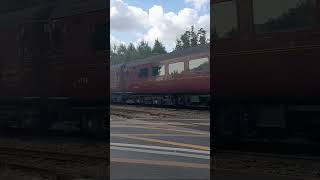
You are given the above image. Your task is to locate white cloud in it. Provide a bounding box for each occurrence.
[197,14,210,37]
[110,1,210,52]
[185,0,209,11]
[139,5,210,51]
[111,35,126,46]
[110,0,149,32]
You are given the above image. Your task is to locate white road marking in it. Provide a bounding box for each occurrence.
[133,118,210,121]
[111,133,209,137]
[110,142,210,154]
[111,146,210,160]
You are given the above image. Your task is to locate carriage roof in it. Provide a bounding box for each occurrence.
[124,44,210,67]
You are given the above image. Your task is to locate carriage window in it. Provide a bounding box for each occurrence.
[253,0,317,34]
[189,58,209,71]
[213,0,238,40]
[169,62,184,75]
[152,65,165,76]
[139,68,149,78]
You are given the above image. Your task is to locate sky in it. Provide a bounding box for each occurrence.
[110,0,210,52]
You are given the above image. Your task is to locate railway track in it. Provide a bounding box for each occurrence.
[111,104,209,116]
[111,102,209,110]
[0,145,108,179]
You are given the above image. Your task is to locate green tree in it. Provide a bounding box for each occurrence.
[126,43,138,60]
[175,26,209,50]
[137,40,152,59]
[110,44,117,60]
[152,39,167,55]
[180,30,191,48]
[198,28,207,45]
[175,38,183,51]
[117,44,127,56]
[190,25,198,47]
[114,44,127,64]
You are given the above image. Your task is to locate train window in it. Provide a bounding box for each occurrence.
[169,62,184,75]
[253,0,317,34]
[189,58,209,71]
[139,68,149,78]
[213,0,238,40]
[152,65,165,76]
[92,24,107,50]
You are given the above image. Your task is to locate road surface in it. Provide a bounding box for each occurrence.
[110,108,210,180]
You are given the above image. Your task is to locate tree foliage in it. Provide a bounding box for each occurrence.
[110,39,167,65]
[175,38,183,51]
[110,25,210,65]
[137,40,152,59]
[190,26,198,47]
[175,26,209,51]
[152,39,167,55]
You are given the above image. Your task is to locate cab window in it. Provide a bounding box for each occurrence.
[213,0,239,40]
[253,0,317,34]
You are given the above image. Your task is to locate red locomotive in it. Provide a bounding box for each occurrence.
[111,45,210,107]
[213,0,320,140]
[0,1,107,133]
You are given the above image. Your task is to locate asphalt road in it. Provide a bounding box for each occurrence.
[110,111,210,180]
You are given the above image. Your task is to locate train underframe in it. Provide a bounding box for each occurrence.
[0,98,107,134]
[111,92,210,107]
[216,103,320,142]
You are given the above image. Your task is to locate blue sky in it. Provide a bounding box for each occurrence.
[110,0,210,52]
[126,0,210,15]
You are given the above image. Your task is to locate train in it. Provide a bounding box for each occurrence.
[213,0,320,141]
[0,0,108,133]
[110,45,210,107]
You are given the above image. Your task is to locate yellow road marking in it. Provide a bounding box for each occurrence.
[111,158,209,169]
[110,125,209,135]
[113,135,210,151]
[111,133,209,137]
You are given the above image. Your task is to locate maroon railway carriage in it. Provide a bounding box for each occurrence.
[213,0,320,139]
[0,1,107,133]
[111,45,210,107]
